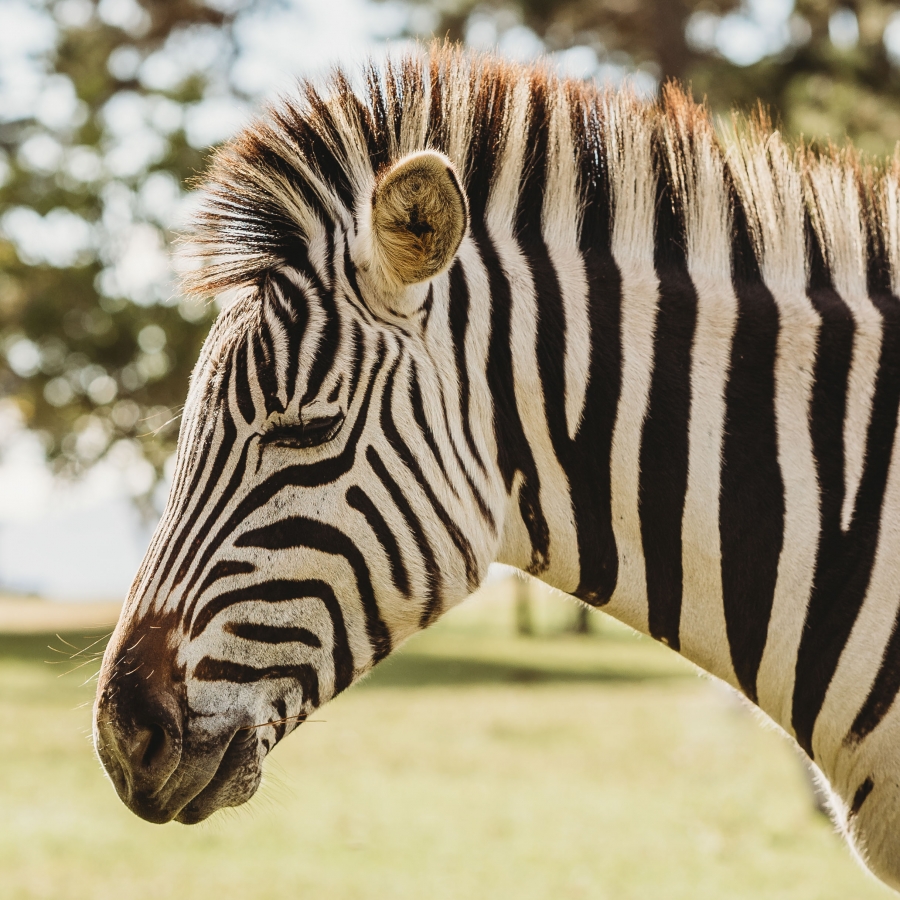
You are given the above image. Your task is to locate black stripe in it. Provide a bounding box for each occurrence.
[235,517,392,662]
[408,362,457,496]
[478,229,550,573]
[224,621,321,647]
[640,167,697,650]
[719,193,784,703]
[194,560,256,602]
[302,290,340,404]
[571,245,622,606]
[380,360,480,588]
[189,578,353,694]
[272,697,288,743]
[792,282,900,756]
[234,341,256,426]
[448,258,488,475]
[254,329,283,417]
[788,236,853,750]
[849,777,874,819]
[410,358,497,532]
[322,217,336,290]
[195,657,320,706]
[849,601,900,743]
[341,241,378,327]
[571,101,621,606]
[346,484,411,598]
[344,320,364,408]
[366,446,442,626]
[434,384,497,533]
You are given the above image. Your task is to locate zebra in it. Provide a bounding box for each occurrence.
[93,45,900,890]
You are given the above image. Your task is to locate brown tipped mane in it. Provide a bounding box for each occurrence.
[181,43,900,304]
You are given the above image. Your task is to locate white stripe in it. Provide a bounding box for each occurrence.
[754,281,820,728]
[669,122,738,685]
[542,85,591,439]
[458,237,503,497]
[282,266,325,411]
[603,94,658,635]
[882,172,900,297]
[263,296,290,408]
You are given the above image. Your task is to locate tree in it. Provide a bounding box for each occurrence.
[405,0,900,155]
[7,0,900,513]
[0,0,253,506]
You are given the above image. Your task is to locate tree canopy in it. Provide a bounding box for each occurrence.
[3,0,900,506]
[0,0,252,504]
[414,0,900,153]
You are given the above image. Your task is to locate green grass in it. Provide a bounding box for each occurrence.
[0,589,892,899]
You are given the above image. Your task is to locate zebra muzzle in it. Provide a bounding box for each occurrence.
[94,676,185,824]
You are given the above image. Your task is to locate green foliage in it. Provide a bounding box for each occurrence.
[6,0,900,503]
[412,0,900,154]
[695,1,900,155]
[0,0,244,498]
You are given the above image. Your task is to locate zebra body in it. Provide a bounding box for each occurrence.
[94,47,900,890]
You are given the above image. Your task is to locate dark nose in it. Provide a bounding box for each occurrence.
[94,671,184,823]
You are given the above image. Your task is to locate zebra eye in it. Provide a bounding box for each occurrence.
[261,411,344,449]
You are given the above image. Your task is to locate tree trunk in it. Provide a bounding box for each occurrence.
[652,0,693,82]
[515,577,533,636]
[574,604,591,634]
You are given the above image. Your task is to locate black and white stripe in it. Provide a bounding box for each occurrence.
[96,48,900,887]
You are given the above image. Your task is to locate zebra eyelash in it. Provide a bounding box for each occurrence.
[258,411,345,449]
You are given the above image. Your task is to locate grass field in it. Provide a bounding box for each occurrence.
[0,583,892,900]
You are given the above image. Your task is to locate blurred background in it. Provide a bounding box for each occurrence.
[4,0,900,598]
[1,0,899,897]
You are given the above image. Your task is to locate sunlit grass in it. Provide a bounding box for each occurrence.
[0,583,892,899]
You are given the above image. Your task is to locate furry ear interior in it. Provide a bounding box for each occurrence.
[368,150,468,287]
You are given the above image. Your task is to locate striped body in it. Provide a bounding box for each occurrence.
[95,48,900,890]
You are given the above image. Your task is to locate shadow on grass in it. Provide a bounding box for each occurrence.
[360,652,688,688]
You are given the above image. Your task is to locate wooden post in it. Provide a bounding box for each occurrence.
[515,576,533,636]
[574,604,591,634]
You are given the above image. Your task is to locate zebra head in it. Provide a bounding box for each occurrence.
[93,139,503,823]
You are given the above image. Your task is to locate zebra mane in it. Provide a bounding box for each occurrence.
[182,43,900,302]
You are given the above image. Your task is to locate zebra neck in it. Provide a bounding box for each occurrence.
[480,187,900,766]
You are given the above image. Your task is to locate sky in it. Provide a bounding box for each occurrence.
[1,0,875,601]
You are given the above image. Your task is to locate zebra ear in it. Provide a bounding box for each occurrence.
[367,150,468,287]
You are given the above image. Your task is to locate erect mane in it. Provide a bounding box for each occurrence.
[182,43,900,301]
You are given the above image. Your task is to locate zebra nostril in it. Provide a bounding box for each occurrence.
[95,680,184,807]
[122,699,183,789]
[138,722,170,771]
